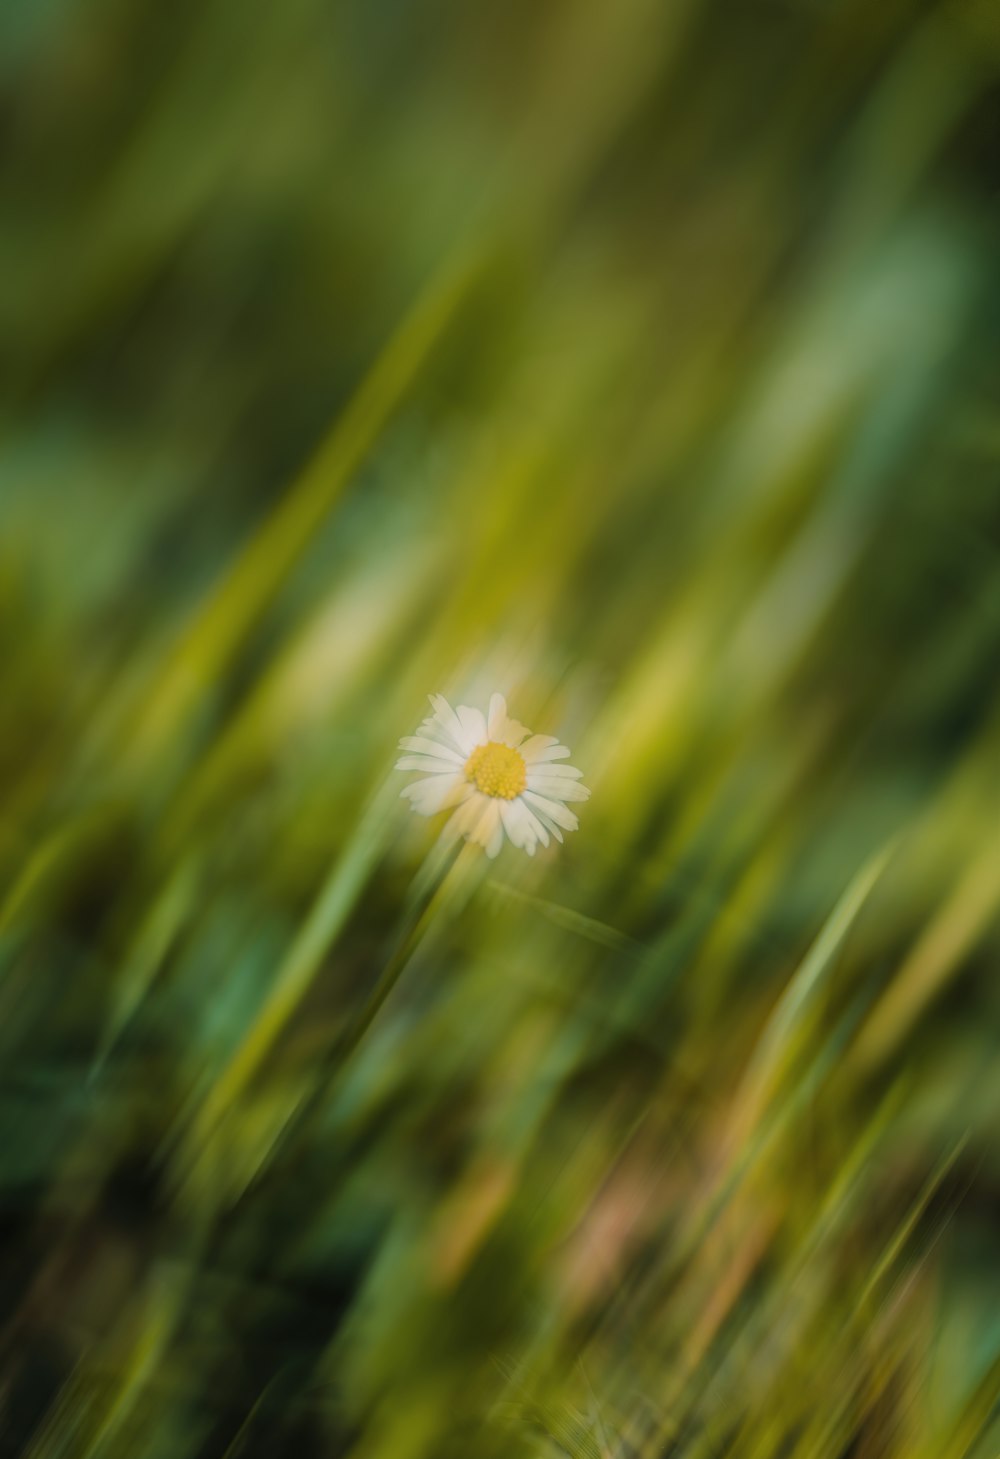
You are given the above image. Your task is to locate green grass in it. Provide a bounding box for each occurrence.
[0,2,998,1456]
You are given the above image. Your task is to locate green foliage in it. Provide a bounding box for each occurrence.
[0,1,998,1456]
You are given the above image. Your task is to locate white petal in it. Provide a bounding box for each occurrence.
[487,693,508,738]
[510,799,548,852]
[519,734,558,759]
[418,711,456,737]
[417,719,463,756]
[428,695,471,753]
[401,773,469,816]
[455,704,488,751]
[501,718,531,748]
[524,800,563,843]
[525,762,583,779]
[520,801,551,848]
[396,754,469,775]
[499,798,532,852]
[443,792,486,842]
[498,798,524,848]
[398,736,465,764]
[520,736,572,763]
[522,790,579,832]
[483,804,505,859]
[488,692,531,748]
[526,776,591,802]
[466,798,502,857]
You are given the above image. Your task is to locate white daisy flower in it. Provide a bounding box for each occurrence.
[395,693,590,858]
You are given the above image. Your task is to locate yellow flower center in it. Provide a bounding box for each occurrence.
[465,740,527,800]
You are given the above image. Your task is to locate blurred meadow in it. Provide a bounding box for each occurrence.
[1,0,1000,1455]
